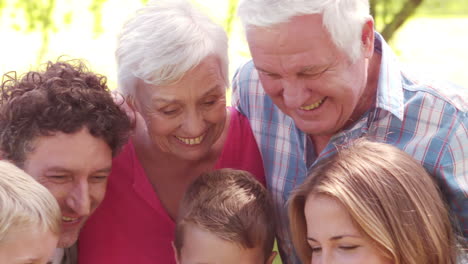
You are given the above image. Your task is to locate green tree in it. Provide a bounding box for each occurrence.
[4,0,465,66]
[0,0,427,62]
[371,0,424,40]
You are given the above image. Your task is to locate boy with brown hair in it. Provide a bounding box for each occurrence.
[173,168,277,264]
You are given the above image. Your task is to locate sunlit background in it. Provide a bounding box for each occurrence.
[1,0,467,90]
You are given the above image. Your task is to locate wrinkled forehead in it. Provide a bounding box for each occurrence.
[246,14,327,46]
[133,56,226,100]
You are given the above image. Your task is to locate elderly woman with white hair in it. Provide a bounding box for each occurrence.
[77,1,265,263]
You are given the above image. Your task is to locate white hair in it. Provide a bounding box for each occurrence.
[0,160,61,242]
[238,0,371,62]
[116,0,228,95]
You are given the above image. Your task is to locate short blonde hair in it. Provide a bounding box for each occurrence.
[0,160,61,242]
[174,169,275,261]
[289,140,459,264]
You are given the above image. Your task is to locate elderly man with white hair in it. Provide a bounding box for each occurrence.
[232,0,467,263]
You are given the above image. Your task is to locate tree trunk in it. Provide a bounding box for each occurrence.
[381,0,424,40]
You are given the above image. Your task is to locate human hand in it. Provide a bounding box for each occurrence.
[111,91,136,129]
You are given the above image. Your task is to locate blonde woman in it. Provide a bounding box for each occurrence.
[289,140,464,264]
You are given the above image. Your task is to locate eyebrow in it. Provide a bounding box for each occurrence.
[299,65,328,73]
[307,234,360,242]
[255,64,328,75]
[18,257,39,262]
[45,166,112,174]
[151,85,223,105]
[201,85,223,97]
[255,66,277,75]
[94,166,112,174]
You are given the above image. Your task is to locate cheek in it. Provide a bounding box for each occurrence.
[89,183,107,207]
[38,182,68,203]
[205,104,226,124]
[259,76,282,96]
[145,115,181,137]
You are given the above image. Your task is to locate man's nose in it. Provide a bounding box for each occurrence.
[66,181,91,216]
[282,78,309,109]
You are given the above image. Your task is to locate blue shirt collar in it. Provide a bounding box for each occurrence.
[374,32,405,120]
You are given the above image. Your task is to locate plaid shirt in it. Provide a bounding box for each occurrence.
[232,33,468,263]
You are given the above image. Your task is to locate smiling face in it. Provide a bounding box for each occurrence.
[176,224,271,264]
[0,226,58,264]
[22,128,112,248]
[246,14,375,137]
[133,56,227,161]
[304,194,391,264]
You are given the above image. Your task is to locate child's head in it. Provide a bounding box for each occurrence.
[289,140,459,264]
[174,169,276,264]
[0,160,61,264]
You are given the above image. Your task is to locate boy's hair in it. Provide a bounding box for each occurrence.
[174,169,275,260]
[0,160,61,242]
[0,59,131,166]
[289,140,459,264]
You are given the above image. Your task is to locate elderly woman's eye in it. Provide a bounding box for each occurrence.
[160,109,178,115]
[203,100,216,106]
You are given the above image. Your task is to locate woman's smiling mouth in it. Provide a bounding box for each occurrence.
[175,134,205,145]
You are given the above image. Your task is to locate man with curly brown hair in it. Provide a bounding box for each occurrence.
[0,60,131,264]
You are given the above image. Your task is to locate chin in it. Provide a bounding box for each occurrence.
[177,151,208,161]
[57,232,79,248]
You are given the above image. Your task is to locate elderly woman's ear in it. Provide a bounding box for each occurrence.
[111,91,137,129]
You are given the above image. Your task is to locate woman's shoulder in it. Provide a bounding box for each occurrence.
[218,107,265,184]
[226,106,253,135]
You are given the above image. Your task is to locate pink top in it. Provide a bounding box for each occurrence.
[77,108,265,264]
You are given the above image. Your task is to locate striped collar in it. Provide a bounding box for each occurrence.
[374,32,405,121]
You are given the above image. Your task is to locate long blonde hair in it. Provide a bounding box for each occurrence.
[289,140,459,264]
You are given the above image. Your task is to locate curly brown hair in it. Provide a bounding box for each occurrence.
[0,60,131,166]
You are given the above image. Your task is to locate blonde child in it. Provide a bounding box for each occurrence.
[0,160,61,264]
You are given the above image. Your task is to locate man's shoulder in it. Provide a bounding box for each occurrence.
[234,59,257,79]
[401,72,468,114]
[232,60,263,92]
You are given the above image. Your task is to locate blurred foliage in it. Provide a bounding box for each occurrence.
[89,0,107,36]
[371,0,424,40]
[0,0,466,62]
[8,0,56,62]
[224,0,238,37]
[418,0,468,16]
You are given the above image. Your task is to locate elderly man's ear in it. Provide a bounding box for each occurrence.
[361,18,375,59]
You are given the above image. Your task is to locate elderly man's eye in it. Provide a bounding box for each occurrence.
[264,72,281,79]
